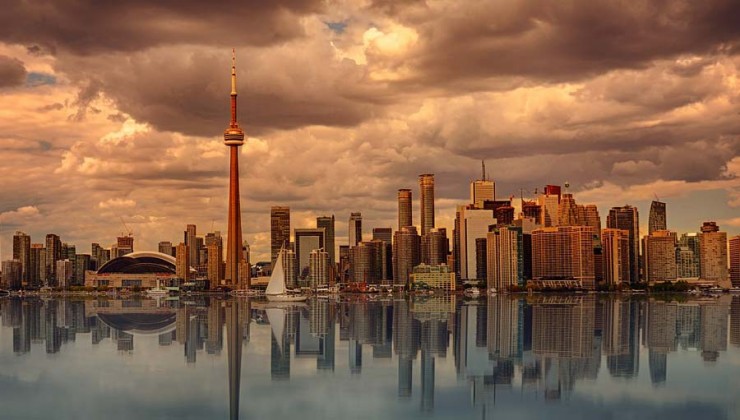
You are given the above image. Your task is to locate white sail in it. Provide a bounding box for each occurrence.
[265,248,287,296]
[266,308,286,354]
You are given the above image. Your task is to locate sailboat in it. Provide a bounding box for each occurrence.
[266,248,307,302]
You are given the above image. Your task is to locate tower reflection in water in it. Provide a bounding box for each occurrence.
[0,294,737,417]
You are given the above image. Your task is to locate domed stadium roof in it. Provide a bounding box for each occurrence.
[97,251,176,274]
[97,312,177,335]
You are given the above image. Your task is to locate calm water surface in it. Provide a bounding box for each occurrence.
[0,295,738,420]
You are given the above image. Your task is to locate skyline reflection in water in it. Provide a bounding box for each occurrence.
[0,295,738,419]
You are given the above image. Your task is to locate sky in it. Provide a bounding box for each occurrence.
[0,0,738,262]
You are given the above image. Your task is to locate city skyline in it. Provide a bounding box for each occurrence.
[0,1,739,262]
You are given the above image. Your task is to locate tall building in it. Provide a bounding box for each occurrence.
[393,226,421,287]
[1,260,22,289]
[309,248,330,289]
[602,229,630,287]
[45,234,61,286]
[470,162,495,208]
[74,254,91,287]
[531,226,596,290]
[606,205,640,284]
[419,174,435,236]
[642,231,677,283]
[731,236,740,287]
[348,212,363,248]
[455,205,496,281]
[56,260,72,288]
[398,189,413,229]
[558,193,580,226]
[351,241,383,284]
[678,233,701,278]
[316,215,336,265]
[582,205,601,240]
[283,248,297,288]
[487,226,524,291]
[207,243,224,288]
[421,228,449,266]
[184,224,197,267]
[29,244,44,287]
[271,206,291,264]
[537,191,559,227]
[648,201,667,235]
[176,243,190,281]
[158,241,174,257]
[223,51,246,288]
[295,228,325,282]
[12,231,30,284]
[372,228,393,280]
[699,222,728,283]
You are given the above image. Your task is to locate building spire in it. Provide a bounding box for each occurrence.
[481,160,486,181]
[231,48,237,96]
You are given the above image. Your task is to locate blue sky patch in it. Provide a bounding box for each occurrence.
[26,72,56,87]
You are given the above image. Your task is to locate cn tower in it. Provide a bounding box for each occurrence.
[224,50,245,289]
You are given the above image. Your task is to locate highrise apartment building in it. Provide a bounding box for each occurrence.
[531,226,596,290]
[419,174,435,236]
[398,189,413,229]
[486,226,524,291]
[270,206,291,264]
[699,222,728,283]
[606,205,640,284]
[602,228,630,286]
[648,200,667,235]
[316,215,336,265]
[643,230,677,283]
[348,212,362,247]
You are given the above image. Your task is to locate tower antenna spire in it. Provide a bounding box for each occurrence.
[481,160,486,181]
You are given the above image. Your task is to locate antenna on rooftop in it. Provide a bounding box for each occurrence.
[481,160,486,181]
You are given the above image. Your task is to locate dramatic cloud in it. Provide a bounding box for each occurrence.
[0,0,738,259]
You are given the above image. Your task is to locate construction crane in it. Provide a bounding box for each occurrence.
[119,216,133,237]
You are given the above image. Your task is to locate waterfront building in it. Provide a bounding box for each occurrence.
[699,222,728,283]
[419,174,435,236]
[317,215,336,265]
[393,226,421,287]
[410,264,455,291]
[606,205,640,284]
[678,233,701,279]
[730,236,740,287]
[643,231,678,283]
[56,259,72,288]
[486,226,524,291]
[271,206,291,265]
[372,228,393,280]
[74,254,91,287]
[398,189,413,229]
[207,243,224,288]
[283,248,297,288]
[351,241,383,284]
[648,201,667,235]
[12,231,30,284]
[86,251,181,289]
[348,212,362,247]
[1,260,22,289]
[531,226,596,290]
[184,224,198,267]
[29,244,44,287]
[602,229,630,287]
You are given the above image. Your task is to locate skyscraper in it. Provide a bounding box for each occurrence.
[12,231,30,284]
[316,215,335,265]
[309,248,330,289]
[271,206,291,264]
[393,226,421,287]
[537,191,560,227]
[531,226,596,290]
[398,189,413,229]
[29,243,44,287]
[648,200,667,235]
[470,162,494,208]
[158,241,174,257]
[558,193,580,226]
[348,212,362,247]
[606,205,640,284]
[699,222,728,283]
[176,242,190,281]
[45,234,61,286]
[184,224,197,268]
[455,205,495,281]
[601,228,630,286]
[421,228,449,266]
[678,232,701,278]
[295,228,325,282]
[642,231,677,283]
[419,174,435,236]
[487,226,524,291]
[224,50,246,288]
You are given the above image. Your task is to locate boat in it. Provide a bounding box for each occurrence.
[464,287,481,298]
[488,287,497,295]
[146,280,171,297]
[265,248,307,302]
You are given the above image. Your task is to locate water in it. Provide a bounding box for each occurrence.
[0,295,738,420]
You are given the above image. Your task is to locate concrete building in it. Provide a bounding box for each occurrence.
[537,192,560,227]
[271,206,291,265]
[606,206,640,284]
[731,235,740,287]
[45,234,61,286]
[643,230,678,283]
[56,259,73,288]
[558,193,580,226]
[531,226,596,290]
[348,212,362,248]
[486,226,524,291]
[12,231,30,285]
[86,251,181,290]
[422,228,449,266]
[456,206,496,281]
[699,222,728,283]
[158,241,174,257]
[1,260,22,289]
[648,201,667,235]
[602,229,630,287]
[309,248,330,289]
[295,228,325,282]
[398,189,413,229]
[419,174,435,236]
[393,226,421,288]
[316,215,336,265]
[410,264,455,291]
[678,233,701,279]
[176,243,190,281]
